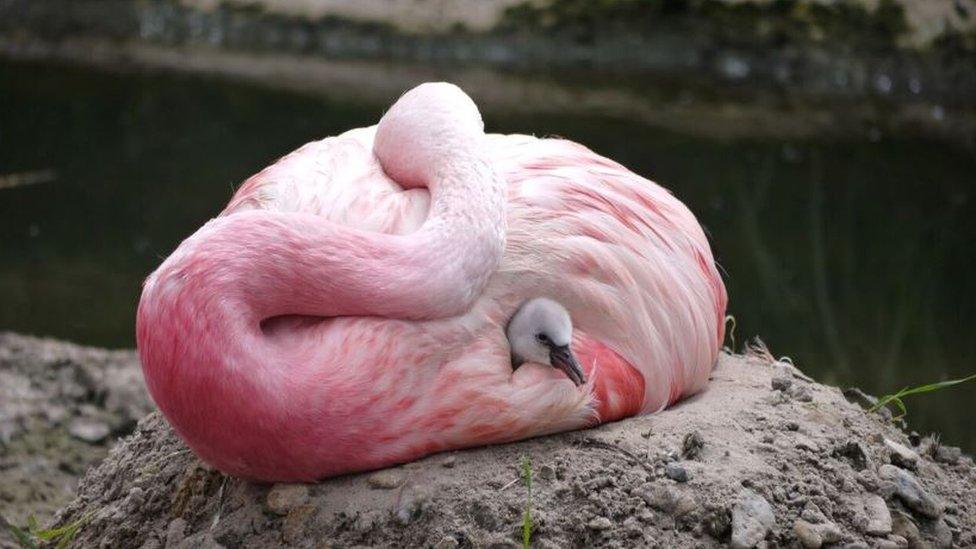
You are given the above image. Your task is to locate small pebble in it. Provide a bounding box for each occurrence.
[878,465,943,518]
[908,431,920,446]
[890,510,919,545]
[433,536,459,549]
[665,462,690,483]
[701,507,731,539]
[681,431,704,460]
[730,490,775,549]
[884,439,919,470]
[800,502,826,524]
[281,504,316,543]
[862,494,892,535]
[441,456,456,468]
[795,519,842,548]
[933,445,961,465]
[166,518,187,548]
[792,385,814,402]
[367,470,405,490]
[67,417,111,443]
[771,376,793,391]
[587,516,612,531]
[539,464,556,481]
[266,484,309,515]
[395,489,427,525]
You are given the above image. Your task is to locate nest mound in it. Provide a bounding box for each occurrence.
[1,334,973,548]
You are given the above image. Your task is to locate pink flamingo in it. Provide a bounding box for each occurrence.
[137,83,727,482]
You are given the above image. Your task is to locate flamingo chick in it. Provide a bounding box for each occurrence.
[137,82,727,481]
[508,298,585,386]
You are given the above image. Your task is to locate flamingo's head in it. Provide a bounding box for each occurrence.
[506,298,586,386]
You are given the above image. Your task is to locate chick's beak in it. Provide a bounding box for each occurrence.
[550,345,586,386]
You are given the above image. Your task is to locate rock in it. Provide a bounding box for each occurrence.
[281,504,316,543]
[265,484,309,515]
[842,387,878,410]
[433,536,459,549]
[539,464,555,480]
[908,431,921,446]
[795,519,823,548]
[878,465,943,518]
[587,516,612,531]
[771,376,793,391]
[800,502,827,524]
[639,484,696,517]
[702,506,732,539]
[166,518,187,547]
[394,486,427,526]
[876,536,908,549]
[665,462,690,483]
[367,470,405,490]
[584,475,613,491]
[67,417,111,443]
[441,456,456,468]
[833,441,869,471]
[792,385,814,402]
[932,445,961,465]
[177,531,224,548]
[885,439,919,470]
[890,510,921,546]
[470,500,497,530]
[483,537,520,549]
[921,517,953,549]
[681,431,704,460]
[794,435,821,453]
[731,490,775,549]
[862,494,892,535]
[795,519,843,548]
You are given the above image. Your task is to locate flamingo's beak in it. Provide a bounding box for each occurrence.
[550,345,586,386]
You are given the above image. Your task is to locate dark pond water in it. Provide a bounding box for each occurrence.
[2,60,974,451]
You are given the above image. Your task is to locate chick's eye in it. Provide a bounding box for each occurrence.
[536,333,550,344]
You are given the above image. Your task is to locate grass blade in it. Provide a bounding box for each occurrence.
[869,374,976,418]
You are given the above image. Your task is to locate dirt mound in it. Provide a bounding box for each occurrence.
[19,350,974,548]
[0,332,152,528]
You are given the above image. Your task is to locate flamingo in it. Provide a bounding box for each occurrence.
[137,83,727,482]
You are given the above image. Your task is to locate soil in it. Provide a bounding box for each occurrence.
[0,332,152,527]
[2,333,972,548]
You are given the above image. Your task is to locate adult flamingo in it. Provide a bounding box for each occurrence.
[137,83,727,482]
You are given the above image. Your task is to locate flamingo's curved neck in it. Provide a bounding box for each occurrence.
[143,83,506,329]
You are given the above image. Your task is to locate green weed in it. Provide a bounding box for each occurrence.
[870,374,976,419]
[4,513,91,549]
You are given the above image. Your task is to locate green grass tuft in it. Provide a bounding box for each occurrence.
[4,513,91,549]
[869,373,976,419]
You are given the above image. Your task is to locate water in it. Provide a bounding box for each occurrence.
[2,60,974,451]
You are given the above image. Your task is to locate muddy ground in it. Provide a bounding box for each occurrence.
[1,333,973,548]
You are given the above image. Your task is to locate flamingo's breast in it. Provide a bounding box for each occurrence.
[575,336,646,421]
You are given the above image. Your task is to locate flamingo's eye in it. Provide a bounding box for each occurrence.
[536,333,550,345]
